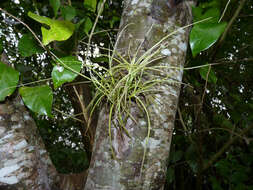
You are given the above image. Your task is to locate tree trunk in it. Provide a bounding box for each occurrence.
[0,97,60,190]
[84,0,193,189]
[0,96,87,190]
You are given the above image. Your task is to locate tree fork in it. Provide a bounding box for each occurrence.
[84,0,193,189]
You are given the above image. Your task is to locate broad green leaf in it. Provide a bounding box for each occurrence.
[49,0,61,17]
[199,65,217,84]
[83,17,92,35]
[61,6,76,21]
[190,22,227,57]
[0,62,20,101]
[18,33,44,57]
[84,0,97,12]
[28,12,75,45]
[19,85,53,116]
[190,6,226,56]
[51,56,82,89]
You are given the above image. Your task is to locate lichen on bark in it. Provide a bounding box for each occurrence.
[0,97,59,190]
[84,0,193,189]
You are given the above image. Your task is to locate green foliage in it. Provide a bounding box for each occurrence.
[0,0,123,177]
[199,64,217,83]
[170,150,183,163]
[83,17,93,35]
[190,6,227,56]
[210,177,223,190]
[18,33,44,57]
[166,0,253,189]
[51,56,82,89]
[97,0,105,14]
[166,167,175,184]
[50,147,89,173]
[214,155,252,188]
[49,0,60,17]
[61,6,76,21]
[84,0,97,13]
[0,62,20,101]
[28,12,75,45]
[19,85,53,116]
[1,0,253,188]
[109,16,120,28]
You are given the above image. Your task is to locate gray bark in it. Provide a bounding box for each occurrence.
[0,96,87,190]
[84,0,193,189]
[0,97,60,190]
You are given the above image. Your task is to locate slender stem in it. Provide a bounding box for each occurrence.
[177,107,194,144]
[83,0,107,68]
[218,0,246,46]
[219,0,231,23]
[73,86,89,125]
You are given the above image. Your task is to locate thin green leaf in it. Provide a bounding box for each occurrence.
[0,62,20,101]
[28,12,75,45]
[19,85,53,116]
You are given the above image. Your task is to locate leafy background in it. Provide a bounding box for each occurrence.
[0,0,252,189]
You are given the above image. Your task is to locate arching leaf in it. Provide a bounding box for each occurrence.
[190,7,227,57]
[51,56,82,89]
[19,85,53,116]
[28,12,75,45]
[190,22,227,57]
[18,33,44,57]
